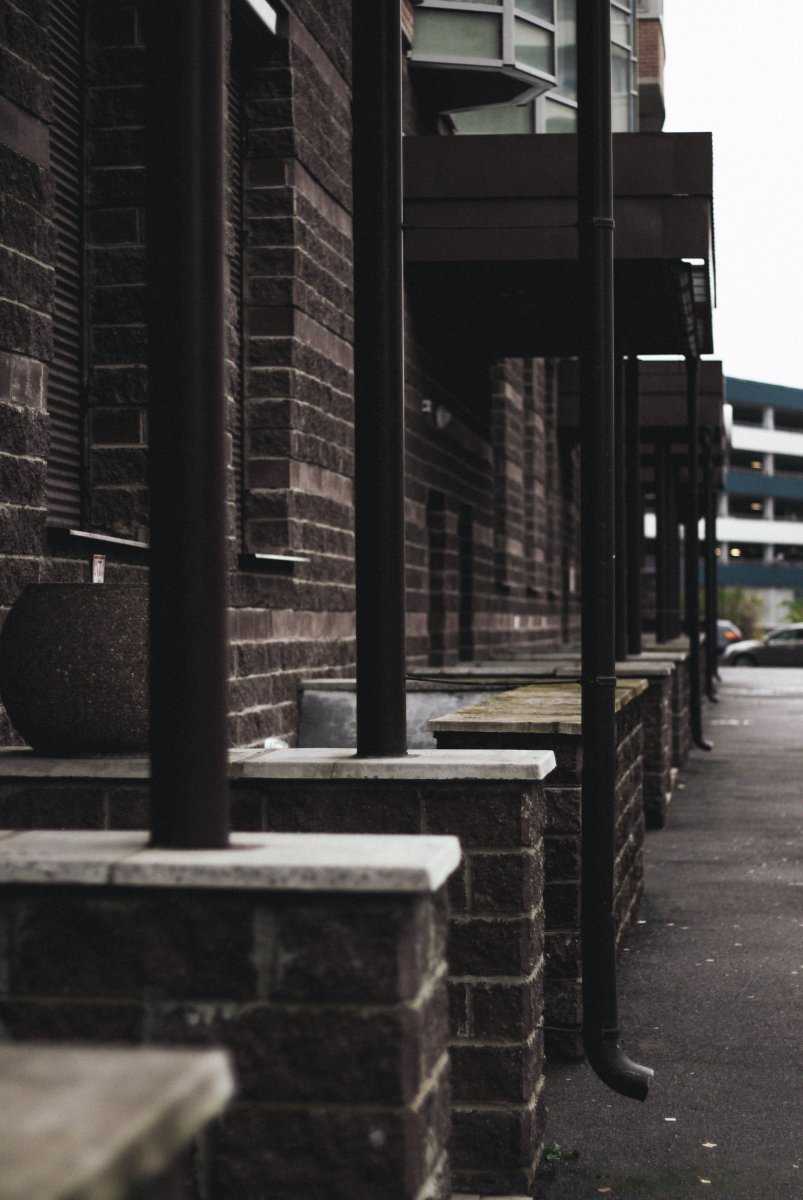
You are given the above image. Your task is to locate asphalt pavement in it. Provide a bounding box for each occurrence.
[537,667,803,1200]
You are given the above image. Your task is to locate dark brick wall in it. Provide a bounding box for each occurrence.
[433,700,646,1060]
[672,657,692,767]
[0,881,451,1200]
[0,0,584,751]
[0,770,549,1195]
[85,0,148,540]
[642,674,673,828]
[0,0,52,650]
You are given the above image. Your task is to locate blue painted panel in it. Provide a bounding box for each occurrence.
[726,376,803,415]
[716,562,803,588]
[726,470,803,500]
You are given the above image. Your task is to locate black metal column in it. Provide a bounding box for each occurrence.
[685,356,712,750]
[352,0,407,756]
[655,438,670,643]
[578,0,651,1101]
[147,0,229,848]
[703,434,720,699]
[668,465,682,639]
[625,356,642,655]
[614,355,628,661]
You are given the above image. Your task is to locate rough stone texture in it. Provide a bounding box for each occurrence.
[432,688,646,1061]
[0,770,549,1196]
[0,879,451,1200]
[0,585,148,753]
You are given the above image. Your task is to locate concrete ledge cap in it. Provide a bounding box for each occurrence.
[0,1043,233,1200]
[0,830,461,893]
[0,747,262,780]
[242,746,556,781]
[429,681,648,735]
[405,659,674,679]
[637,649,690,663]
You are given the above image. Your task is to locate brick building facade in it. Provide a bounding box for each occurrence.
[0,0,584,751]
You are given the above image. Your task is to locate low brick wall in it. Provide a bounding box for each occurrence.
[672,655,692,767]
[640,674,674,828]
[431,688,645,1061]
[240,777,548,1196]
[0,851,452,1200]
[0,757,551,1197]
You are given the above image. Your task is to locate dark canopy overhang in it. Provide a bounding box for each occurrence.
[404,132,714,357]
[558,359,727,499]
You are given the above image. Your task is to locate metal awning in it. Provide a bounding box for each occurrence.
[404,132,714,357]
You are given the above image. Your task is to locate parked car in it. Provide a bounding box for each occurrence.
[717,619,743,655]
[721,623,803,666]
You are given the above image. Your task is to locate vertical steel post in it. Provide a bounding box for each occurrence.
[668,465,682,639]
[353,0,407,756]
[703,433,719,700]
[147,0,229,847]
[685,356,712,750]
[654,438,670,642]
[578,0,651,1101]
[614,355,628,661]
[625,356,642,655]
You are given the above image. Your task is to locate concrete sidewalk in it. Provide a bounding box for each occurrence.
[538,668,803,1200]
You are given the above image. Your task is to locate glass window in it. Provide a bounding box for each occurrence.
[768,628,800,643]
[414,10,502,60]
[452,101,533,134]
[611,42,631,131]
[543,97,576,132]
[517,0,554,20]
[610,3,631,45]
[514,17,553,74]
[555,0,577,99]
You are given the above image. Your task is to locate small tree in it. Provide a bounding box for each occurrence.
[718,587,764,640]
[780,594,803,624]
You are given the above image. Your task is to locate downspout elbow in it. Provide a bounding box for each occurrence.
[585,1027,654,1101]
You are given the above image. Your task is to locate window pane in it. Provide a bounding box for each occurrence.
[517,0,554,22]
[611,43,631,130]
[610,4,631,45]
[415,10,502,59]
[514,17,553,73]
[543,97,576,132]
[453,101,533,134]
[555,0,577,98]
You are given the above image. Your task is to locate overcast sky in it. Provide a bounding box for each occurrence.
[663,1,803,389]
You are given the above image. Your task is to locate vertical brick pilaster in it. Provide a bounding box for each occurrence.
[0,882,451,1200]
[85,0,148,540]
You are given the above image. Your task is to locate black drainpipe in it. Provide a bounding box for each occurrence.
[625,356,642,656]
[577,1,652,1101]
[352,0,407,756]
[614,355,628,662]
[654,437,670,643]
[147,0,229,848]
[685,356,713,750]
[703,431,719,701]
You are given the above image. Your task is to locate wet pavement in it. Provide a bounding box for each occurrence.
[538,667,803,1200]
